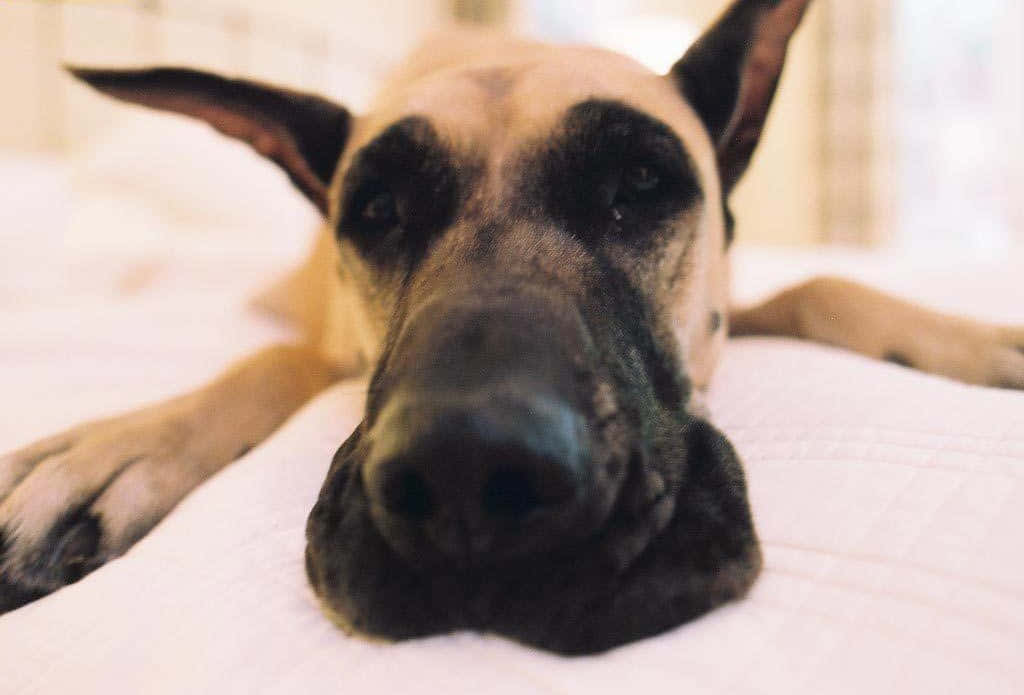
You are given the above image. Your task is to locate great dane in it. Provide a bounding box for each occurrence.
[2,0,1022,654]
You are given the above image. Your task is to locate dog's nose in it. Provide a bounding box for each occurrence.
[363,394,589,559]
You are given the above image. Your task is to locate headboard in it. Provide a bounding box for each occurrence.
[1,0,440,151]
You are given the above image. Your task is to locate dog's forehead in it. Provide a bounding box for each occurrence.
[352,35,714,171]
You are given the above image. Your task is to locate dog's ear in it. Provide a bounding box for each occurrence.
[67,66,351,215]
[669,0,812,194]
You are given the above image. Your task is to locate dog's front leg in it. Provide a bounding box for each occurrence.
[730,276,1024,389]
[0,343,339,612]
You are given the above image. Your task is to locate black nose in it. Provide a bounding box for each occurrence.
[363,393,589,560]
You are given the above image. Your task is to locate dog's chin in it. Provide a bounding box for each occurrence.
[304,420,761,656]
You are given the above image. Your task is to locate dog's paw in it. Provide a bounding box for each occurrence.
[0,406,227,612]
[886,324,1024,390]
[991,327,1024,390]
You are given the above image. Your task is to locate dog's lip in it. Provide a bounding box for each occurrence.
[303,468,684,641]
[302,375,699,649]
[304,544,321,592]
[369,488,604,571]
[299,417,770,655]
[309,439,651,575]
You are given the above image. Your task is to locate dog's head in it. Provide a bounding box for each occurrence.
[73,0,811,654]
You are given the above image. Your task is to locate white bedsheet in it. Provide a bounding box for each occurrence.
[1,143,1022,694]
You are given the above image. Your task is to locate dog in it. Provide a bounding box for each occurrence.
[1,0,1022,654]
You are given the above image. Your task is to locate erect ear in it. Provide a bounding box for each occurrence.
[669,0,812,195]
[67,66,351,215]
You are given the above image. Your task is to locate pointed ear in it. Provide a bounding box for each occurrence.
[67,66,352,215]
[669,0,812,195]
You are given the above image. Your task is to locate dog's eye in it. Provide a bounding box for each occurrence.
[612,165,662,207]
[609,165,662,221]
[623,165,660,194]
[359,190,399,226]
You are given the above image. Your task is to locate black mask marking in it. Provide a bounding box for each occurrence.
[339,117,462,268]
[529,99,702,246]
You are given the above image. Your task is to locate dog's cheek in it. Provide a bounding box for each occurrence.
[305,425,365,544]
[679,420,759,554]
[597,462,675,573]
[304,427,365,611]
[525,419,761,654]
[634,418,762,603]
[305,429,460,640]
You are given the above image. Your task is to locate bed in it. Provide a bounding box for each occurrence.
[1,93,1023,694]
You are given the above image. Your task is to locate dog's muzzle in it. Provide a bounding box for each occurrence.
[303,284,762,654]
[359,288,615,566]
[363,391,591,562]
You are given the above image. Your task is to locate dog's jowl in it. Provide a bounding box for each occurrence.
[3,0,1023,654]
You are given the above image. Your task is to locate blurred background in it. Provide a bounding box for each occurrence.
[1,0,1022,257]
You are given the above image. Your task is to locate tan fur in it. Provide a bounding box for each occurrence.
[285,32,728,386]
[3,24,1021,604]
[0,344,337,583]
[730,277,1024,389]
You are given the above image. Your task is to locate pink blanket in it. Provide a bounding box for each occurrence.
[1,146,1021,694]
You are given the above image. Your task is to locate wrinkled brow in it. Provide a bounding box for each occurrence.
[557,98,693,161]
[341,116,453,193]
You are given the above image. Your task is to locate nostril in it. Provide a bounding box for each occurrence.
[380,466,434,520]
[482,466,541,519]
